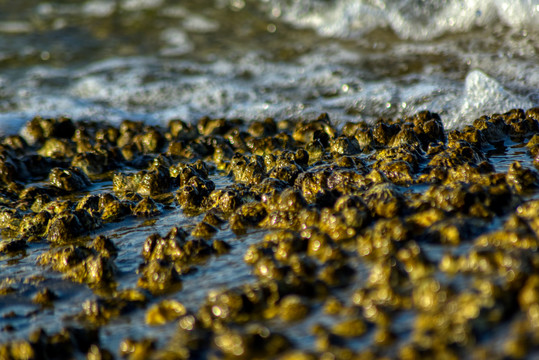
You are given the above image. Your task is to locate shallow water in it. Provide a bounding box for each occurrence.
[1,0,539,357]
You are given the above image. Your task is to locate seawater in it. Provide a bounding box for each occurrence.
[0,0,537,136]
[0,0,539,354]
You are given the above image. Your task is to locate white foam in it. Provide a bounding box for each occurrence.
[159,29,194,56]
[182,15,220,33]
[275,1,385,38]
[269,0,539,40]
[496,0,539,29]
[121,0,164,11]
[82,1,116,17]
[387,1,497,40]
[455,69,533,127]
[159,5,189,18]
[0,21,32,34]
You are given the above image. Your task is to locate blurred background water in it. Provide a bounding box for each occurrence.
[0,0,537,136]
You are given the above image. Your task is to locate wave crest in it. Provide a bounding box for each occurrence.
[267,0,539,40]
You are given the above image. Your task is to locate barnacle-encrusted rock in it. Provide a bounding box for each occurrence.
[71,150,115,176]
[49,167,91,192]
[134,127,164,154]
[132,197,161,217]
[20,210,51,238]
[198,285,270,326]
[0,152,28,185]
[0,239,27,254]
[277,295,310,322]
[37,245,116,285]
[142,228,186,262]
[91,235,118,258]
[423,217,487,245]
[506,161,539,194]
[230,154,266,185]
[207,188,243,214]
[213,326,291,359]
[137,259,182,295]
[79,290,148,325]
[145,299,187,325]
[99,193,130,222]
[113,166,172,197]
[32,288,58,306]
[230,202,268,233]
[213,239,231,255]
[0,207,22,231]
[175,175,215,213]
[292,113,335,145]
[364,183,405,218]
[191,221,218,239]
[47,212,84,243]
[331,317,367,338]
[38,138,75,159]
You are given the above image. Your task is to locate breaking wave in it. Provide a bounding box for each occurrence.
[265,0,539,40]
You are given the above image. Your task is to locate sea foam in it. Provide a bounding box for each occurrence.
[268,0,539,40]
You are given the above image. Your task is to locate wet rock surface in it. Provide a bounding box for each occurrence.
[1,111,539,358]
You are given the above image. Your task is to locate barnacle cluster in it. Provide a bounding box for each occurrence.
[1,109,539,358]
